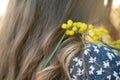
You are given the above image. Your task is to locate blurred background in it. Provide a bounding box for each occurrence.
[0,0,120,38]
[0,0,120,26]
[0,0,9,19]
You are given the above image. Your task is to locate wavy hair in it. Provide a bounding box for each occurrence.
[0,0,118,80]
[36,26,84,80]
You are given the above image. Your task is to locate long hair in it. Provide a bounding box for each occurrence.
[0,0,118,80]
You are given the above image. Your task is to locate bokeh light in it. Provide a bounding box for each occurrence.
[0,0,9,16]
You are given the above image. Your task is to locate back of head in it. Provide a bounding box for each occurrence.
[0,0,119,80]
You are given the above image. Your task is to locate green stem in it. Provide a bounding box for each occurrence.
[41,33,66,69]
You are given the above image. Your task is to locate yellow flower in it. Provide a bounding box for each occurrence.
[92,29,101,36]
[81,23,87,30]
[61,20,120,51]
[78,23,87,33]
[61,23,67,29]
[110,40,120,49]
[76,22,82,28]
[88,24,93,29]
[73,22,77,27]
[95,31,101,37]
[79,28,84,33]
[116,40,120,44]
[99,27,108,34]
[116,45,120,48]
[66,30,74,36]
[92,36,99,41]
[72,26,77,31]
[67,20,73,28]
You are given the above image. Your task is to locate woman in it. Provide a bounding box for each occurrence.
[0,0,119,80]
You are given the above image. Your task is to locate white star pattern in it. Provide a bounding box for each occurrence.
[93,45,99,53]
[76,58,83,67]
[107,75,111,80]
[84,49,91,55]
[113,71,120,80]
[106,52,115,60]
[73,57,78,62]
[72,75,78,80]
[112,50,118,56]
[70,68,73,74]
[103,60,110,68]
[96,68,104,75]
[77,68,84,76]
[68,43,120,80]
[89,57,96,63]
[116,61,120,66]
[104,47,110,51]
[89,65,95,75]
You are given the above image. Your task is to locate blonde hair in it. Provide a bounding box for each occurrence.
[35,27,84,80]
[0,0,119,80]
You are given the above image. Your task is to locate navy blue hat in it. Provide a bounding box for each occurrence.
[68,42,120,80]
